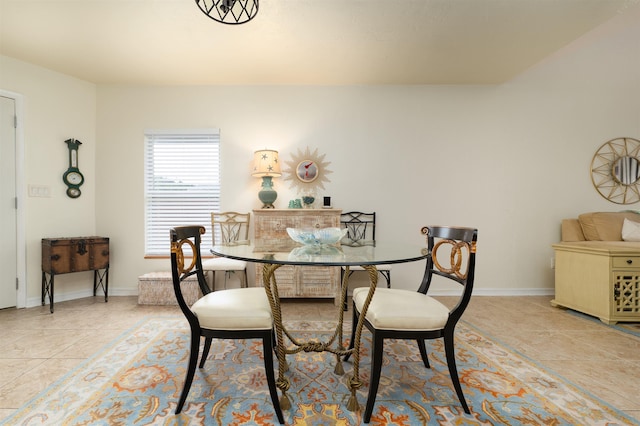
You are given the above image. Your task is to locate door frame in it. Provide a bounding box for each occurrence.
[1,90,26,308]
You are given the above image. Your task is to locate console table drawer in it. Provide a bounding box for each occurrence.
[612,256,640,268]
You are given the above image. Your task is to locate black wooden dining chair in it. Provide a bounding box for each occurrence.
[345,225,478,423]
[170,225,284,424]
[340,211,392,288]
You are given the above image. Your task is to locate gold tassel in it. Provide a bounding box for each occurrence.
[346,392,360,412]
[280,392,292,410]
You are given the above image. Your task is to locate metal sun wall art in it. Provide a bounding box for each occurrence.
[284,147,332,200]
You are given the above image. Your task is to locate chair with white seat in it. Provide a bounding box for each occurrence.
[170,225,283,424]
[340,211,392,288]
[344,225,478,423]
[202,212,250,289]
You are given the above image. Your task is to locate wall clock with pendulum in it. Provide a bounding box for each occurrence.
[62,138,85,198]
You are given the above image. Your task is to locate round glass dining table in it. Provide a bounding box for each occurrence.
[211,242,429,413]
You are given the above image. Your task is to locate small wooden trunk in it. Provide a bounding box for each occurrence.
[42,237,109,274]
[41,237,110,313]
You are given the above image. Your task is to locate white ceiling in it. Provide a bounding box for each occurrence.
[1,0,638,86]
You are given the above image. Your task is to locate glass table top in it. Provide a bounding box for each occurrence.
[211,243,429,267]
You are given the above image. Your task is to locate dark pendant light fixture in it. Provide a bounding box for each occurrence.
[195,0,259,25]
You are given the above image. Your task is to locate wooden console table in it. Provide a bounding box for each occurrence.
[41,237,110,313]
[253,209,341,304]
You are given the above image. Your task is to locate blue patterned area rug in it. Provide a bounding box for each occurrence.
[4,316,636,425]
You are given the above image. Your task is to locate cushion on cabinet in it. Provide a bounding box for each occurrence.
[561,219,586,242]
[578,211,640,241]
[622,218,640,241]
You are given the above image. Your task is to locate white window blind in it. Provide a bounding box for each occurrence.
[144,130,220,256]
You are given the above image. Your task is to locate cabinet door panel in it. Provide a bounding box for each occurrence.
[297,266,339,297]
[256,265,296,298]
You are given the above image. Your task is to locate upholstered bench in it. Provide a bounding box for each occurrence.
[138,272,201,305]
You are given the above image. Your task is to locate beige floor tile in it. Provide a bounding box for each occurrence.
[0,359,47,385]
[52,328,131,358]
[0,409,15,419]
[545,359,640,409]
[0,329,93,358]
[0,358,80,408]
[569,329,640,360]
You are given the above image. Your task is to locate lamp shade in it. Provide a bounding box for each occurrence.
[252,150,282,177]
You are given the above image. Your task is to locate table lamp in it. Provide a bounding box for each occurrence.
[252,149,282,208]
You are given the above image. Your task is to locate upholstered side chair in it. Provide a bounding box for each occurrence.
[170,225,283,424]
[345,225,478,423]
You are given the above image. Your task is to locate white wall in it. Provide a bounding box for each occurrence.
[0,56,97,304]
[2,8,639,306]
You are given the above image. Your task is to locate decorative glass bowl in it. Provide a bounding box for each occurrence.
[286,227,347,246]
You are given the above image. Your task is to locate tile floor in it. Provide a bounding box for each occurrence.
[0,295,639,422]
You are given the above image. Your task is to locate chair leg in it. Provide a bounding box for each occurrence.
[381,270,391,288]
[176,330,201,414]
[340,268,347,311]
[242,268,248,288]
[271,328,277,354]
[443,331,470,414]
[262,333,285,424]
[417,339,430,368]
[363,332,384,423]
[199,337,212,368]
[343,304,358,362]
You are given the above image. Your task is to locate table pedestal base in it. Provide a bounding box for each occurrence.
[263,263,380,414]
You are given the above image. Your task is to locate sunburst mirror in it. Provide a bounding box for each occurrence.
[284,147,332,200]
[591,137,640,204]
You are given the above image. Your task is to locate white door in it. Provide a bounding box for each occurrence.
[0,95,17,309]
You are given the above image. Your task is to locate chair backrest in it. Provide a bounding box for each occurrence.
[212,212,250,246]
[340,211,376,246]
[418,225,478,325]
[170,226,211,320]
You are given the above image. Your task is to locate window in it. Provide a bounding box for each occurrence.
[144,129,220,256]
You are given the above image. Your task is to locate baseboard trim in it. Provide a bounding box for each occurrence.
[25,288,139,309]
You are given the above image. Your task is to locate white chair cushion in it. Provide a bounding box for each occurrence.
[202,257,247,271]
[345,264,392,271]
[352,287,449,331]
[191,288,272,330]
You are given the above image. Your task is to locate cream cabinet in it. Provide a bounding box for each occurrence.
[253,209,342,304]
[552,242,640,324]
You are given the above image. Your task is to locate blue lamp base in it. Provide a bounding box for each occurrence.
[258,176,277,208]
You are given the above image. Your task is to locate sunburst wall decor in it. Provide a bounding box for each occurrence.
[284,147,332,196]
